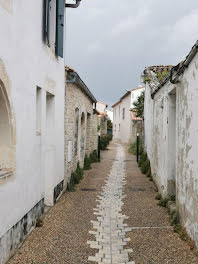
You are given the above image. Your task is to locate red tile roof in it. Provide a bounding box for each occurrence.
[131,110,142,121]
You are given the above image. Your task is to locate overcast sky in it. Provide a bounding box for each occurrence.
[66,0,198,107]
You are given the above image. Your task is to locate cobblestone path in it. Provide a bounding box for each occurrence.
[88,145,134,264]
[8,142,198,264]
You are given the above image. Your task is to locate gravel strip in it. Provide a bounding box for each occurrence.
[8,143,198,264]
[123,146,198,264]
[8,145,117,264]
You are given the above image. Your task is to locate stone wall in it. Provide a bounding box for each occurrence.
[130,120,144,143]
[99,116,107,135]
[64,82,98,184]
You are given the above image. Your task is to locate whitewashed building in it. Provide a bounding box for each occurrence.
[112,87,144,143]
[143,40,198,247]
[0,1,81,263]
[106,109,113,123]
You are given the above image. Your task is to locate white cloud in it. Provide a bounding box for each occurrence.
[87,42,102,54]
[170,10,198,47]
[87,7,105,20]
[66,0,198,104]
[110,6,150,37]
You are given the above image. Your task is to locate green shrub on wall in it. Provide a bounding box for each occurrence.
[129,141,152,181]
[89,150,98,163]
[129,140,143,156]
[67,150,99,192]
[67,162,83,191]
[100,134,112,150]
[84,154,91,170]
[141,159,150,174]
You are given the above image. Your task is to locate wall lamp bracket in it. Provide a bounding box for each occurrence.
[65,0,81,8]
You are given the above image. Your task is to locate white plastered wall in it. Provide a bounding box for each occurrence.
[0,1,65,238]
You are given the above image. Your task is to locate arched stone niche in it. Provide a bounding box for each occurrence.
[0,68,16,179]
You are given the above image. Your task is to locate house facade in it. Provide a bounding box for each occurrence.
[112,87,144,144]
[0,1,68,263]
[106,110,113,123]
[96,101,108,135]
[143,41,198,246]
[65,67,98,182]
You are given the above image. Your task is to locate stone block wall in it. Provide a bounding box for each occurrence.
[130,120,144,143]
[64,82,98,184]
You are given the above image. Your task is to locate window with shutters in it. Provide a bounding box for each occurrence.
[44,0,65,58]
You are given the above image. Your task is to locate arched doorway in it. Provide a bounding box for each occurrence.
[0,81,15,178]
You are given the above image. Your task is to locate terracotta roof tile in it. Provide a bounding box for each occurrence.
[131,110,142,121]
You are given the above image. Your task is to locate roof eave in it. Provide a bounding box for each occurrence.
[66,70,97,104]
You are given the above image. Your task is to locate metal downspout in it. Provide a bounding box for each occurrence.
[65,0,81,8]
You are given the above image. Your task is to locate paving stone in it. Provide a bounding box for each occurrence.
[88,145,134,263]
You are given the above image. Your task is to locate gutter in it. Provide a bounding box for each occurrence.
[66,71,97,104]
[150,40,198,98]
[65,0,81,8]
[170,40,198,84]
[151,76,170,99]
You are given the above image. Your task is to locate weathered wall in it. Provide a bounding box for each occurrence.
[144,82,154,159]
[144,80,176,197]
[64,82,98,183]
[176,53,198,246]
[0,2,65,262]
[144,52,198,246]
[0,199,44,264]
[99,116,107,135]
[130,120,144,143]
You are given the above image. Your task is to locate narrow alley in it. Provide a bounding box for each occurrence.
[8,144,198,264]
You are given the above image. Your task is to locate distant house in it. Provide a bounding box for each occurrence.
[112,87,145,143]
[106,109,113,123]
[143,40,198,247]
[65,66,98,182]
[96,101,108,135]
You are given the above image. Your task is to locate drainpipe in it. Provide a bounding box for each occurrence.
[65,0,81,8]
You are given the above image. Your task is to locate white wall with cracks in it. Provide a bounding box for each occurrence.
[144,48,198,247]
